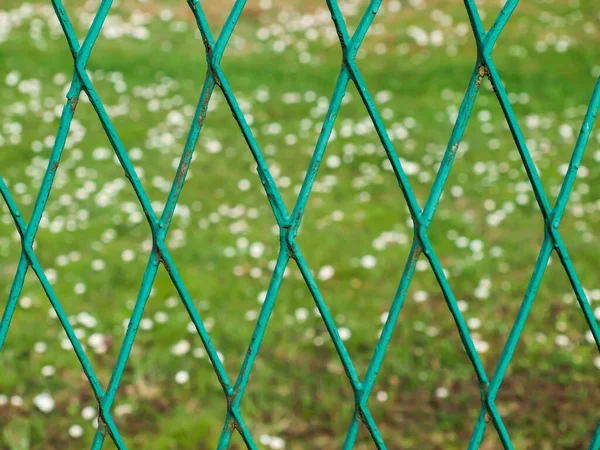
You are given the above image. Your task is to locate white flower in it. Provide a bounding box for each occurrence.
[41,365,55,377]
[559,124,573,139]
[326,155,341,169]
[19,296,32,309]
[140,318,154,330]
[171,340,191,356]
[61,338,73,350]
[249,242,265,258]
[193,347,206,359]
[238,179,251,191]
[469,240,484,253]
[338,327,351,341]
[295,308,308,322]
[69,424,84,438]
[34,341,48,353]
[317,265,335,281]
[73,283,87,295]
[82,406,96,420]
[77,312,97,328]
[33,393,55,413]
[269,436,285,449]
[91,259,105,271]
[5,71,20,86]
[115,404,133,416]
[376,391,388,402]
[555,335,569,347]
[474,339,489,353]
[165,296,178,308]
[175,370,189,384]
[92,147,111,160]
[435,387,449,399]
[259,434,273,446]
[467,318,482,330]
[88,333,107,354]
[206,140,222,154]
[121,249,135,262]
[360,255,377,269]
[413,290,429,303]
[245,310,258,321]
[154,312,168,323]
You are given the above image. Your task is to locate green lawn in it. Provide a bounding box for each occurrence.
[1,0,600,449]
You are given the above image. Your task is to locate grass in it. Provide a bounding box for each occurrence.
[1,0,600,449]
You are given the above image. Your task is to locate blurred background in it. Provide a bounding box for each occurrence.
[1,0,599,448]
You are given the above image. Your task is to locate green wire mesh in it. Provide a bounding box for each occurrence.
[1,0,600,449]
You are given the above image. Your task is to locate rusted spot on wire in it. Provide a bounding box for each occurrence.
[356,407,367,425]
[202,36,211,53]
[228,418,240,434]
[476,64,488,87]
[197,87,212,127]
[213,70,222,87]
[226,393,242,434]
[411,245,423,266]
[337,31,346,49]
[70,96,78,112]
[155,244,166,267]
[175,157,190,187]
[284,228,296,260]
[450,142,459,158]
[97,408,108,433]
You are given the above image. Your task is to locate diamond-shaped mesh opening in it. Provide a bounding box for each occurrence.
[294,83,415,376]
[470,0,505,31]
[115,268,228,448]
[0,198,23,288]
[491,2,600,212]
[239,277,357,450]
[216,3,342,208]
[27,124,155,389]
[494,261,600,448]
[492,0,599,113]
[426,78,548,371]
[84,19,211,209]
[165,88,282,380]
[0,269,100,447]
[366,260,483,447]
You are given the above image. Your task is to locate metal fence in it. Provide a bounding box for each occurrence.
[1,0,599,449]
